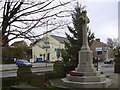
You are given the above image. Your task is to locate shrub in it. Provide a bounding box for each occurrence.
[2,47,32,64]
[45,61,66,80]
[64,61,76,74]
[2,77,19,89]
[114,48,120,74]
[114,59,120,74]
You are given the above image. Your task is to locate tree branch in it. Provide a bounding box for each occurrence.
[1,0,75,46]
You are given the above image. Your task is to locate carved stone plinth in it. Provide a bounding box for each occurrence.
[62,49,112,88]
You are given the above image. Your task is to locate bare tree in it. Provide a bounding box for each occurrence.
[0,0,75,47]
[107,38,118,49]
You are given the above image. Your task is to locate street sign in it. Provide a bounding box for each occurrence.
[96,47,102,51]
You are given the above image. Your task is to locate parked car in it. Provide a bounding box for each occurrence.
[104,58,114,64]
[16,59,32,66]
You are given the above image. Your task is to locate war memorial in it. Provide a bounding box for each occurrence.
[62,11,112,88]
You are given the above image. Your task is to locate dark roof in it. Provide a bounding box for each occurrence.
[31,35,69,46]
[101,42,108,47]
[94,39,108,47]
[51,35,69,43]
[10,40,28,48]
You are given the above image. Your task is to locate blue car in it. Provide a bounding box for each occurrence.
[16,59,32,66]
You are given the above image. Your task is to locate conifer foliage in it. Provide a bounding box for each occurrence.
[61,3,95,71]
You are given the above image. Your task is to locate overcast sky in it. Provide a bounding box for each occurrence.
[52,0,119,43]
[85,1,118,43]
[6,0,119,45]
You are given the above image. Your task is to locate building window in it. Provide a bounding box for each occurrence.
[97,51,102,55]
[40,54,42,56]
[44,42,49,44]
[47,53,50,61]
[42,41,50,49]
[55,48,61,59]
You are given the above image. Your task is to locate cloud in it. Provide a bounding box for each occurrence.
[85,2,118,43]
[95,22,118,42]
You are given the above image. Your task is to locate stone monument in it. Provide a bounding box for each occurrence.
[62,11,112,88]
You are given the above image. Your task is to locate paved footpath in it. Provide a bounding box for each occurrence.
[108,73,120,88]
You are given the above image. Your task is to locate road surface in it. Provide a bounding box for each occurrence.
[98,62,114,74]
[1,67,53,78]
[0,62,114,78]
[0,63,53,71]
[0,63,53,78]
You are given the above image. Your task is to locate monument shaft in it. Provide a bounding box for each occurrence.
[82,22,89,49]
[76,15,95,72]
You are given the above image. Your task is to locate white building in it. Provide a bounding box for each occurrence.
[32,33,68,62]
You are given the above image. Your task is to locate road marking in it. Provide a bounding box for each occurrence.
[99,64,114,67]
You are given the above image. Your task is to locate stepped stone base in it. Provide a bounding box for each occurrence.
[66,74,106,82]
[62,78,112,88]
[62,70,112,88]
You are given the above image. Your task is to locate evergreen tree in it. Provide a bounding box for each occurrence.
[61,4,95,71]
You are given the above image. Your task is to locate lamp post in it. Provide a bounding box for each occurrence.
[43,18,56,66]
[95,47,102,71]
[44,20,50,67]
